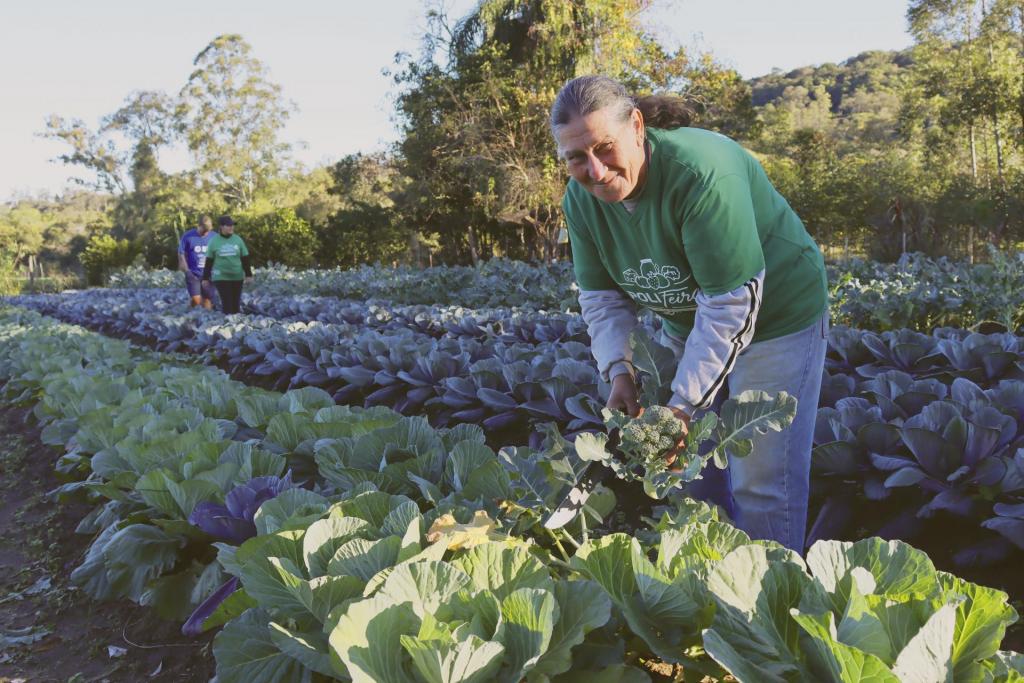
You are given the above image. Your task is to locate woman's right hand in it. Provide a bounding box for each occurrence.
[606,373,642,418]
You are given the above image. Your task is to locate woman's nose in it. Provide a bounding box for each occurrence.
[586,154,606,180]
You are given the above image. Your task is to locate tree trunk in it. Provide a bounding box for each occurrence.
[990,115,1004,189]
[969,124,979,181]
[466,224,480,265]
[1019,6,1024,137]
[966,8,979,183]
[980,0,1006,188]
[410,232,422,268]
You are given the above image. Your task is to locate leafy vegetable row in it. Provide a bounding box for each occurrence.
[10,286,592,344]
[831,250,1024,333]
[109,258,581,310]
[105,250,1024,333]
[13,289,1024,424]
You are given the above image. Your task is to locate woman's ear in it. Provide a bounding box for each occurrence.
[632,107,645,145]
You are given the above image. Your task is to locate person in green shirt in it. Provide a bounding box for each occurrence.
[201,215,253,314]
[551,75,829,553]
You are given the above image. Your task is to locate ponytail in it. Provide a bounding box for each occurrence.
[634,95,693,130]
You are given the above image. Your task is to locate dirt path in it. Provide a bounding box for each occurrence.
[0,406,215,683]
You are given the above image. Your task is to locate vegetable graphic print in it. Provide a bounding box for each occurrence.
[620,258,697,314]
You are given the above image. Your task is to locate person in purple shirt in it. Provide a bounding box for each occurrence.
[178,215,216,308]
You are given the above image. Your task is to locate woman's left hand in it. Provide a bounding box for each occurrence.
[244,277,253,286]
[663,406,691,470]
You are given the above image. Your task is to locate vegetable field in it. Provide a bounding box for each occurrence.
[2,255,1024,682]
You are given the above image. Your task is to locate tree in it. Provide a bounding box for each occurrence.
[681,53,758,138]
[319,153,412,267]
[177,34,294,209]
[907,0,1023,244]
[42,90,175,198]
[0,205,46,269]
[391,0,687,264]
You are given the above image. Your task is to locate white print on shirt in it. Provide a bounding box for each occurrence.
[194,244,207,268]
[217,244,240,257]
[619,258,698,314]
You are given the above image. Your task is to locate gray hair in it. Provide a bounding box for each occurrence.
[550,75,694,135]
[549,75,635,134]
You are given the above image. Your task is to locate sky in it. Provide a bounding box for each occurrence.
[0,0,914,202]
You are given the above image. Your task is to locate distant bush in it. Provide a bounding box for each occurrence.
[18,274,83,294]
[235,207,318,269]
[79,235,140,286]
[0,251,18,296]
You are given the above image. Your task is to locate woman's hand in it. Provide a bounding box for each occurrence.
[244,276,253,286]
[606,373,642,418]
[663,406,691,469]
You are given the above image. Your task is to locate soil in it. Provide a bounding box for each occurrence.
[0,406,215,683]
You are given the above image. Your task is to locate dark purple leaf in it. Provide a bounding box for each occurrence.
[484,412,523,431]
[181,577,239,637]
[188,502,255,544]
[981,517,1024,549]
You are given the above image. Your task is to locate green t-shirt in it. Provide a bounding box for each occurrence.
[206,233,249,281]
[564,127,827,341]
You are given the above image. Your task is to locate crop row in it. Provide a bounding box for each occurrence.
[12,287,593,344]
[2,307,1022,682]
[109,258,580,311]
[106,250,1024,332]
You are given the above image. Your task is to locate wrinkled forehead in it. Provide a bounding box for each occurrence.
[554,109,631,157]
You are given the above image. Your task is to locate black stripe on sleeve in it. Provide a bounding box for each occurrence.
[695,277,761,409]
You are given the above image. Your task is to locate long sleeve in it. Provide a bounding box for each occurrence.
[241,255,253,277]
[579,289,640,382]
[202,253,215,280]
[565,201,639,382]
[667,270,764,414]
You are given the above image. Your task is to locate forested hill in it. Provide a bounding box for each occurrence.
[748,49,914,113]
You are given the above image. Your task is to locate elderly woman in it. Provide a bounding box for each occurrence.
[552,75,828,553]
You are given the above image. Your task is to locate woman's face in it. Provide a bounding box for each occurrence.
[220,224,234,236]
[555,107,646,203]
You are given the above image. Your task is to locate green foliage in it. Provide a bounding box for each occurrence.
[79,233,139,285]
[0,251,19,295]
[391,0,687,264]
[0,205,46,266]
[568,329,797,498]
[178,34,293,208]
[235,208,318,268]
[318,153,411,267]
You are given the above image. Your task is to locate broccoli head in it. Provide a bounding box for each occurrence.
[616,406,687,471]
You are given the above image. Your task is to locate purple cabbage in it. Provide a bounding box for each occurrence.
[181,473,295,637]
[188,472,296,544]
